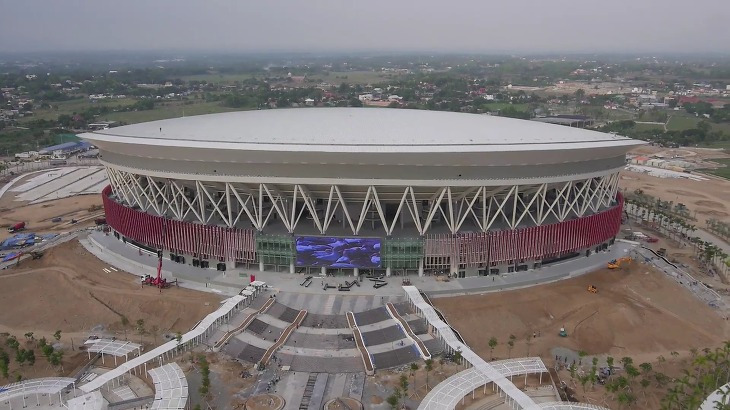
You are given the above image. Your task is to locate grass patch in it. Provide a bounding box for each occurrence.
[19,97,139,122]
[98,100,241,124]
[666,115,700,131]
[634,123,665,132]
[698,158,730,179]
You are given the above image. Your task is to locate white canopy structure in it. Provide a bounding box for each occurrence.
[0,377,75,408]
[404,286,608,410]
[86,339,142,365]
[148,363,188,410]
[67,391,109,410]
[81,294,248,393]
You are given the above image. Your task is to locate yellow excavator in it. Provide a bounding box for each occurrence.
[607,256,633,270]
[587,285,598,294]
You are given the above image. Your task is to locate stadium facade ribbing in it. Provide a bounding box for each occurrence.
[82,108,642,277]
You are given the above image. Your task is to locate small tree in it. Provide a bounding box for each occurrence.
[507,334,516,358]
[121,316,130,340]
[41,344,54,359]
[24,332,34,342]
[578,374,589,393]
[400,374,409,397]
[175,332,183,351]
[578,350,587,368]
[453,350,463,371]
[136,319,146,344]
[386,393,399,409]
[0,350,9,379]
[606,356,615,375]
[26,349,35,366]
[424,359,433,389]
[488,337,498,360]
[15,349,27,366]
[6,336,20,353]
[53,330,62,343]
[49,351,64,372]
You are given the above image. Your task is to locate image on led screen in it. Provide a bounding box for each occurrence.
[295,237,381,268]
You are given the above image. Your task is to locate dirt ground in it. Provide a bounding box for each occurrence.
[436,263,729,408]
[0,240,222,342]
[620,170,730,224]
[437,263,728,359]
[0,194,104,240]
[622,145,730,224]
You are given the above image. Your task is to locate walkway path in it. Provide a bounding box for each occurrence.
[260,310,307,366]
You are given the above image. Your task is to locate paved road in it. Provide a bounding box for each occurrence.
[693,228,730,255]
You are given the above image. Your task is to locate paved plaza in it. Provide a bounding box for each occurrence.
[83,231,635,300]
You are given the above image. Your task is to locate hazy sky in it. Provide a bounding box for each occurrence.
[2,0,729,54]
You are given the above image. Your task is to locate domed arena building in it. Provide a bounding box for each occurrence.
[81,108,641,277]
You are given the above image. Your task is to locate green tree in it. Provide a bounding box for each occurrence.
[121,316,130,340]
[488,337,498,360]
[400,374,409,397]
[386,393,399,409]
[49,350,63,371]
[424,359,433,389]
[5,336,19,353]
[507,334,516,358]
[53,330,62,343]
[0,349,9,378]
[453,350,463,371]
[136,319,146,344]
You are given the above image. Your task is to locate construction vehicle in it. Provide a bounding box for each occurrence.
[141,274,172,288]
[7,222,25,233]
[559,327,568,337]
[607,257,633,269]
[587,285,598,293]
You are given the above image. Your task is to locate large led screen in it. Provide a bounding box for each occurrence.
[295,237,381,268]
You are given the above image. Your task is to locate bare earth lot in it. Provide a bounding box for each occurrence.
[0,194,104,239]
[436,263,729,409]
[435,264,727,361]
[0,240,222,339]
[620,170,730,223]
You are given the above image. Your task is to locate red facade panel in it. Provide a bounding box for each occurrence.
[102,186,256,261]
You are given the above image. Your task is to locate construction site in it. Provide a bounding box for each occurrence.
[0,145,728,409]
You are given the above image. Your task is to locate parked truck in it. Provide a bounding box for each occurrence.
[7,222,26,233]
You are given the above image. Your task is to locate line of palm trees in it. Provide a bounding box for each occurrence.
[624,198,698,241]
[624,199,730,277]
[661,342,730,409]
[707,219,730,242]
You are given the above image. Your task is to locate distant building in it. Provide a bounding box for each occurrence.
[39,141,92,157]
